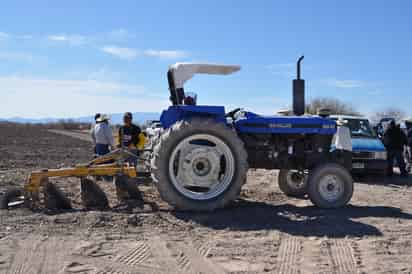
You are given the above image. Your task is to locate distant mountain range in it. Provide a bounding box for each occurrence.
[0,112,160,125]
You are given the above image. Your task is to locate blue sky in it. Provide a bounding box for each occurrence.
[0,0,411,118]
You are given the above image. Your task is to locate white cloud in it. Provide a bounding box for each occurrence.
[108,29,133,41]
[0,32,9,40]
[101,46,138,60]
[144,49,188,59]
[325,78,364,89]
[48,35,66,41]
[47,34,87,46]
[0,75,168,118]
[0,32,32,41]
[0,52,33,62]
[0,76,144,96]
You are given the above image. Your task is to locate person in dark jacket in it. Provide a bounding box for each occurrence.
[117,112,144,166]
[118,112,142,149]
[384,121,408,177]
[407,127,412,166]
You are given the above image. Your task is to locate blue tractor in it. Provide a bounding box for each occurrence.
[151,56,353,211]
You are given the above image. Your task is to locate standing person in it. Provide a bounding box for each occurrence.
[91,114,114,156]
[118,112,142,149]
[383,121,408,177]
[118,112,145,166]
[91,113,101,154]
[407,126,412,168]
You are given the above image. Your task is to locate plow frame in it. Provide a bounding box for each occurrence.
[3,148,150,209]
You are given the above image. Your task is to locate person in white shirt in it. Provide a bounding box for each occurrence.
[90,114,114,155]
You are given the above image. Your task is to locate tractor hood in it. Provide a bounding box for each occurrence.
[351,137,386,152]
[234,111,337,135]
[168,63,241,89]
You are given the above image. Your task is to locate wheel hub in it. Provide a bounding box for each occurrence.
[177,147,221,188]
[318,174,343,202]
[193,157,211,176]
[287,171,306,189]
[168,134,235,201]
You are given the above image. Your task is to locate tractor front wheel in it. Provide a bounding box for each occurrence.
[151,119,248,211]
[278,169,308,198]
[307,163,353,208]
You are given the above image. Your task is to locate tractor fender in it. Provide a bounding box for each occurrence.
[160,105,226,128]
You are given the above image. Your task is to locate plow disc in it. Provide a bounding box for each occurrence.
[115,175,143,203]
[80,178,109,210]
[0,148,148,211]
[0,188,25,209]
[43,180,72,210]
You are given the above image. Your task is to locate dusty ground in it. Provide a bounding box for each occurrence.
[1,123,412,274]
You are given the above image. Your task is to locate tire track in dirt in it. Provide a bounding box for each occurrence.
[68,239,161,274]
[149,236,226,274]
[176,241,226,274]
[116,241,151,267]
[350,241,364,272]
[8,236,44,274]
[147,236,181,273]
[0,238,16,273]
[193,239,213,258]
[328,239,357,273]
[276,235,302,274]
[320,239,359,274]
[7,236,74,274]
[300,238,322,274]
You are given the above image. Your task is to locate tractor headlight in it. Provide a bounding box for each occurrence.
[374,151,387,160]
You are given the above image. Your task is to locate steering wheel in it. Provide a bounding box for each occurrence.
[225,108,242,119]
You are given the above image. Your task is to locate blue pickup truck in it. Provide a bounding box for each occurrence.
[331,115,387,175]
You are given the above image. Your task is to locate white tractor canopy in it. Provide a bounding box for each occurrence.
[168,63,241,89]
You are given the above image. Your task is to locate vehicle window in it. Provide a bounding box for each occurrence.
[332,118,376,138]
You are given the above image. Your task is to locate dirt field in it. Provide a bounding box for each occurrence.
[1,123,412,274]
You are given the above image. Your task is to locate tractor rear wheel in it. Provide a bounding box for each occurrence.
[278,169,308,198]
[307,163,353,208]
[151,118,248,211]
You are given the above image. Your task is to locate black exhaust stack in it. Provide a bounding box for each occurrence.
[293,56,305,116]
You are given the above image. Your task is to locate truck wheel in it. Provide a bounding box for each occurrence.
[307,163,353,208]
[151,118,248,211]
[278,169,307,198]
[0,188,24,209]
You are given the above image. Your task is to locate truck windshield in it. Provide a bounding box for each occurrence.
[333,118,376,138]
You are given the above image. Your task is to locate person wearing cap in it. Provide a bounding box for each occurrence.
[91,114,114,156]
[118,112,143,149]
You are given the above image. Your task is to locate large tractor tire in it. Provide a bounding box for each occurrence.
[0,188,24,210]
[151,118,248,211]
[307,163,354,208]
[278,169,308,198]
